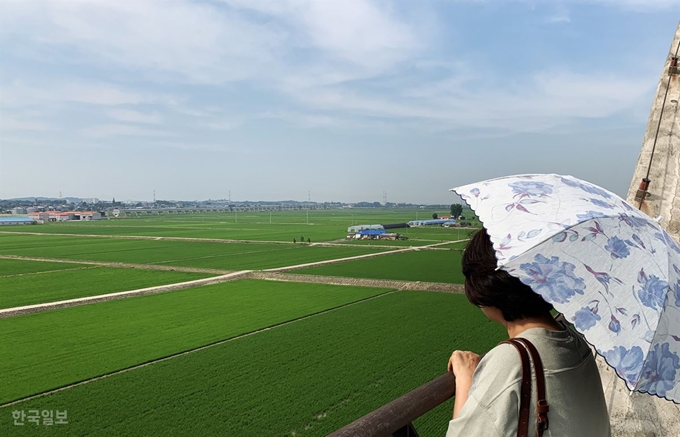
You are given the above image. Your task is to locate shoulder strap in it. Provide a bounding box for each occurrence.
[500,339,531,437]
[514,338,550,437]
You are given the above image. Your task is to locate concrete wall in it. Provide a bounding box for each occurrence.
[619,22,680,435]
[597,356,679,436]
[627,23,680,242]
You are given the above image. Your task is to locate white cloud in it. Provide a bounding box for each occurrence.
[1,81,174,107]
[547,4,571,23]
[0,0,422,87]
[260,110,340,128]
[108,109,162,124]
[299,1,417,67]
[457,0,680,11]
[587,0,680,11]
[197,120,241,131]
[0,116,51,132]
[0,0,286,84]
[286,70,653,133]
[81,124,172,139]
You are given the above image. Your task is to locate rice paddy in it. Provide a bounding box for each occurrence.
[0,208,483,436]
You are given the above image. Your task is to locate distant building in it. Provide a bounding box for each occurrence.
[74,211,101,221]
[347,229,404,240]
[407,219,456,227]
[28,211,101,222]
[11,207,26,215]
[0,217,35,226]
[31,212,50,223]
[347,224,384,233]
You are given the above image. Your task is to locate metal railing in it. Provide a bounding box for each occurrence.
[327,372,456,437]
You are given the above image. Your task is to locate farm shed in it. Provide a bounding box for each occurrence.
[347,224,384,233]
[381,223,409,230]
[74,211,102,221]
[407,219,456,226]
[0,217,36,226]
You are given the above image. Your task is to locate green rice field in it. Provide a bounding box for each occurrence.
[0,265,212,309]
[0,291,504,436]
[0,258,86,277]
[0,208,478,242]
[295,249,465,284]
[0,208,482,436]
[0,234,388,270]
[1,280,390,404]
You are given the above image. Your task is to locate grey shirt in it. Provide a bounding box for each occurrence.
[446,326,611,437]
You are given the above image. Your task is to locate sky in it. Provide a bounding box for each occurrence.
[0,1,678,203]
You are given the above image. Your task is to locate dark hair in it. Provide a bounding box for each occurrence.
[462,228,553,321]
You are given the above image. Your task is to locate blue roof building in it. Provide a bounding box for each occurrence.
[0,217,35,226]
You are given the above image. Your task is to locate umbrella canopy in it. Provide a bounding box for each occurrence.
[452,174,680,403]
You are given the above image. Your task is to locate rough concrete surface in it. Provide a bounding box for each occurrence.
[627,23,680,242]
[597,355,680,436]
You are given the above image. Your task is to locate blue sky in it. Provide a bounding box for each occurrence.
[0,1,678,203]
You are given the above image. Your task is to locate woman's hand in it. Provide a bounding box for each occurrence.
[447,350,481,419]
[447,350,481,383]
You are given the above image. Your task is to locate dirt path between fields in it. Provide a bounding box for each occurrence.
[0,231,467,250]
[0,266,100,279]
[0,231,302,245]
[0,255,232,275]
[253,272,464,293]
[0,270,253,319]
[0,290,399,408]
[0,239,464,318]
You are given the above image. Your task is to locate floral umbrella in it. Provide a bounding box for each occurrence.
[452,174,680,403]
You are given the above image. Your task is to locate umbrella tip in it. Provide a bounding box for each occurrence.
[654,215,663,223]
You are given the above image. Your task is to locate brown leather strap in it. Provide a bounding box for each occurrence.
[500,340,531,437]
[515,338,550,437]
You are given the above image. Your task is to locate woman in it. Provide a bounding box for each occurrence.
[446,228,611,436]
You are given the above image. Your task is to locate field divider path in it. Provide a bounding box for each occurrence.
[264,240,463,273]
[0,265,100,279]
[0,255,231,275]
[0,289,399,408]
[1,231,467,249]
[0,270,252,319]
[0,239,467,318]
[0,231,320,246]
[253,272,464,293]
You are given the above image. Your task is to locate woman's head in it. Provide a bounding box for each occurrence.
[461,228,553,321]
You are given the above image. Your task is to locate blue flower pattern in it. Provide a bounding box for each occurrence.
[519,254,586,304]
[637,269,668,311]
[590,198,614,209]
[605,236,631,260]
[452,174,680,401]
[559,176,612,198]
[509,181,553,198]
[639,343,680,397]
[577,210,608,221]
[574,306,600,330]
[604,346,644,387]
